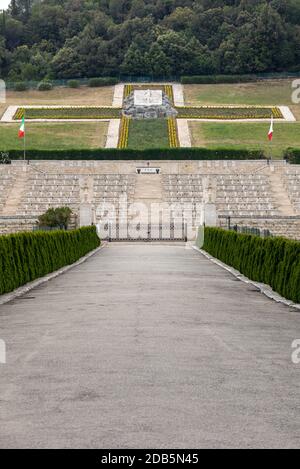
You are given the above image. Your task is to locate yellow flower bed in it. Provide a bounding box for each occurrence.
[272,107,283,118]
[168,117,179,148]
[14,108,25,120]
[176,105,283,120]
[117,116,130,149]
[164,85,174,104]
[13,106,121,120]
[124,84,133,99]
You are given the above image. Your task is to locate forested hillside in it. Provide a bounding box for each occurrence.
[0,0,300,80]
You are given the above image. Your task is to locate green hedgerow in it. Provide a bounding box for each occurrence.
[0,226,100,295]
[202,227,300,304]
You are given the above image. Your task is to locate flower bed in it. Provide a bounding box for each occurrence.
[176,106,283,120]
[168,117,179,148]
[124,84,133,99]
[118,116,130,149]
[13,107,121,120]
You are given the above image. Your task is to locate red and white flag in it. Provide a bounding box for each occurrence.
[268,116,273,141]
[18,116,25,138]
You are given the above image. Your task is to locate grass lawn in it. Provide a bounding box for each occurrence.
[0,122,108,150]
[189,121,300,158]
[127,119,169,149]
[184,79,299,113]
[0,86,114,119]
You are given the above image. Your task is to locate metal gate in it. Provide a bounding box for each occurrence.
[100,222,187,241]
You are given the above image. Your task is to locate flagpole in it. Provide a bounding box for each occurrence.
[270,114,273,163]
[23,110,26,161]
[267,114,273,165]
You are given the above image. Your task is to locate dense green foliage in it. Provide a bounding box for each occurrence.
[2,148,266,160]
[203,227,300,303]
[284,148,300,164]
[1,0,300,80]
[0,226,100,295]
[14,80,28,90]
[38,207,72,229]
[88,77,119,87]
[37,80,53,91]
[181,75,258,84]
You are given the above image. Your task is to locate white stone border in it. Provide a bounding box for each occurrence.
[112,84,124,108]
[105,119,121,148]
[279,106,296,122]
[0,244,106,306]
[1,105,18,122]
[173,84,185,106]
[193,246,300,311]
[177,119,191,147]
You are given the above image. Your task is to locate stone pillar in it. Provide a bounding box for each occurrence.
[79,203,93,227]
[204,203,217,227]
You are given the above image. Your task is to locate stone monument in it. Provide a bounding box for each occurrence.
[123,89,178,119]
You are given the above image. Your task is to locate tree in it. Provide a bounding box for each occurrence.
[0,0,299,78]
[38,207,72,230]
[121,42,149,75]
[9,0,32,21]
[0,37,7,76]
[146,42,171,77]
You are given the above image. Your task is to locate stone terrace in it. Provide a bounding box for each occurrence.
[0,160,299,239]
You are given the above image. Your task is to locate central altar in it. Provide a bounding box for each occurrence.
[123,89,177,119]
[133,90,163,107]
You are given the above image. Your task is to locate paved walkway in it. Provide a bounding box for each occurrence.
[0,243,300,448]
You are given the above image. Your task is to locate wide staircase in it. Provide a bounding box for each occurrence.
[0,160,299,240]
[281,166,300,213]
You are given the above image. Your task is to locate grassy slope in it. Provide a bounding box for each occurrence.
[184,79,300,120]
[185,79,300,157]
[189,121,300,158]
[184,80,295,105]
[127,119,169,149]
[0,85,114,119]
[0,122,108,150]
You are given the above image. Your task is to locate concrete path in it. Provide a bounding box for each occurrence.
[105,119,121,148]
[177,119,192,147]
[0,243,300,449]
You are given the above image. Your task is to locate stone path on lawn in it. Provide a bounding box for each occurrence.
[105,119,121,148]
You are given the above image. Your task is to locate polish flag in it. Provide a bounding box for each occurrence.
[18,116,25,138]
[268,116,273,141]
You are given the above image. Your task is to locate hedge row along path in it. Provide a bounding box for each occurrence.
[0,243,299,448]
[203,227,300,304]
[0,226,100,295]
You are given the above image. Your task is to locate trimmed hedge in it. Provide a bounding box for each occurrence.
[0,226,100,295]
[181,75,257,84]
[37,80,53,91]
[14,82,28,91]
[283,148,300,164]
[68,80,80,88]
[3,148,266,161]
[88,77,119,87]
[203,227,300,304]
